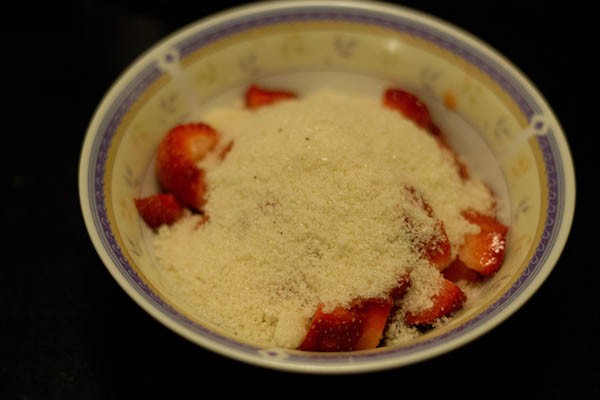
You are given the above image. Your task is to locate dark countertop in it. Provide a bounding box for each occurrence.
[3,1,595,398]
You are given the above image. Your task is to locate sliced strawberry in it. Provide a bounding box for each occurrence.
[435,138,470,180]
[389,274,411,301]
[354,299,395,350]
[420,222,453,270]
[384,88,469,179]
[156,123,218,210]
[157,123,218,166]
[387,274,411,326]
[245,84,297,109]
[462,209,509,235]
[458,230,507,276]
[134,193,184,229]
[383,88,439,135]
[442,259,482,283]
[219,141,234,161]
[402,186,453,270]
[298,304,362,352]
[404,278,466,326]
[298,298,393,352]
[162,164,208,212]
[458,210,508,276]
[404,185,433,217]
[453,155,470,180]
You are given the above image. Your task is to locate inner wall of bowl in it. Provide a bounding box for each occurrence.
[96,4,564,363]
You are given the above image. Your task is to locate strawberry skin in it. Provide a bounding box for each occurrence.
[245,84,297,109]
[218,141,234,160]
[156,123,218,210]
[389,274,411,301]
[402,186,453,270]
[160,164,208,212]
[404,278,466,326]
[157,123,218,165]
[387,274,411,327]
[298,298,393,352]
[420,221,453,270]
[383,88,440,135]
[459,230,506,276]
[462,209,509,235]
[458,210,508,276]
[298,304,363,352]
[354,299,395,350]
[134,193,184,229]
[442,259,482,283]
[384,88,469,179]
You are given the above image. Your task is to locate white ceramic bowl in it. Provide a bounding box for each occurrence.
[79,0,575,373]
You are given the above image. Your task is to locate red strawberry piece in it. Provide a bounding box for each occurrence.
[404,185,433,217]
[245,84,297,109]
[404,278,466,326]
[198,213,209,225]
[462,209,509,235]
[436,138,470,180]
[389,274,411,301]
[387,274,411,326]
[298,298,393,352]
[164,164,207,212]
[384,88,468,179]
[402,186,453,270]
[219,141,234,161]
[354,299,395,350]
[458,210,508,276]
[134,193,184,229]
[420,222,453,270]
[442,259,482,283]
[157,123,218,166]
[458,231,507,276]
[454,156,470,180]
[383,88,439,135]
[156,123,218,210]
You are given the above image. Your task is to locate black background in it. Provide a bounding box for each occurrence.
[2,0,596,398]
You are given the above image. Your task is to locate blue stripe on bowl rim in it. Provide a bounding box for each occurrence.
[84,2,569,368]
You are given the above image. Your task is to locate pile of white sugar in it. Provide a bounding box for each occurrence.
[152,89,495,348]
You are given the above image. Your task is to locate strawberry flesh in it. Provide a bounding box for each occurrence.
[298,298,393,352]
[436,138,470,180]
[402,186,453,270]
[458,210,508,276]
[404,278,466,326]
[420,221,453,270]
[387,274,411,327]
[389,274,411,301]
[157,123,218,165]
[442,259,482,283]
[459,231,507,276]
[383,88,440,135]
[156,123,218,211]
[245,84,297,109]
[219,141,234,160]
[161,164,208,212]
[384,88,469,179]
[134,193,184,229]
[462,209,509,235]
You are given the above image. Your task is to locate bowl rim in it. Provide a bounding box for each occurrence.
[79,0,576,374]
